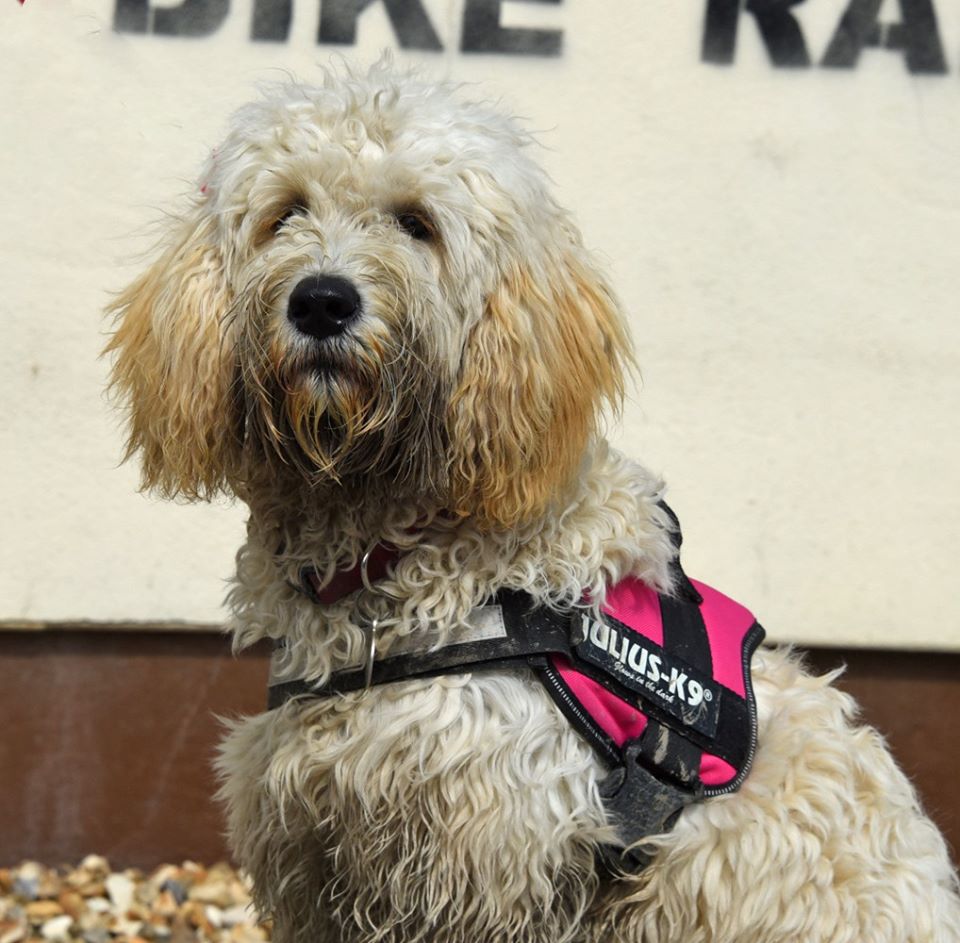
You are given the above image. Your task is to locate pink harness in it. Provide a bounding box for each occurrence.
[550,576,758,791]
[270,506,765,869]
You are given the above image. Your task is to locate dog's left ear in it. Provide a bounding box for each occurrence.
[449,245,632,530]
[105,212,241,500]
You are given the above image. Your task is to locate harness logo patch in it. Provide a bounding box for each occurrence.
[575,613,720,737]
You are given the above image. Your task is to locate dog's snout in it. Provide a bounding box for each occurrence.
[287,276,361,340]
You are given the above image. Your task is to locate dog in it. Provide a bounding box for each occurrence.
[106,62,960,943]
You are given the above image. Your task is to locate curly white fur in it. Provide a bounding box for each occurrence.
[107,62,960,943]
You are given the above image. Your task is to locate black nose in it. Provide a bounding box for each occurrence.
[287,275,361,340]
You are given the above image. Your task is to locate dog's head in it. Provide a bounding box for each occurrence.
[107,64,632,529]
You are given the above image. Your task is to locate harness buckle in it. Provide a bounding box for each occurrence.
[598,739,701,871]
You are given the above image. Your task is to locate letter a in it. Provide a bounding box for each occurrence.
[822,0,946,74]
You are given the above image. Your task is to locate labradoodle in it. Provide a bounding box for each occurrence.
[106,63,960,943]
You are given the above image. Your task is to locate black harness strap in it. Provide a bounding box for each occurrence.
[652,590,713,788]
[268,591,571,708]
[268,591,756,776]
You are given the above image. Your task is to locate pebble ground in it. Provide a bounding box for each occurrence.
[0,857,268,943]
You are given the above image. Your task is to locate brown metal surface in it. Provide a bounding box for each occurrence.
[0,632,271,867]
[0,632,957,870]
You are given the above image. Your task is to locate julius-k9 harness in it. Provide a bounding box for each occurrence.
[268,509,765,869]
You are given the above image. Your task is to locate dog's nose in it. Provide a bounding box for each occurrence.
[287,275,361,340]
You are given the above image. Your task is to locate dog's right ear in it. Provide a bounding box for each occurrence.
[105,210,240,500]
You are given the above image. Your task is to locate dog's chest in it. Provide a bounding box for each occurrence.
[227,669,607,861]
[220,668,615,943]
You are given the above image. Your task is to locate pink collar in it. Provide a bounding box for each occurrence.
[300,542,400,604]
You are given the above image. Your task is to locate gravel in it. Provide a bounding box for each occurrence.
[0,857,268,943]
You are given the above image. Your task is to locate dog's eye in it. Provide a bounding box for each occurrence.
[394,209,435,242]
[271,203,307,234]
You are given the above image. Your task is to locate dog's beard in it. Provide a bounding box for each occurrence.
[239,306,449,495]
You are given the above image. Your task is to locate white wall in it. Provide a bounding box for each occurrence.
[1,0,958,648]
